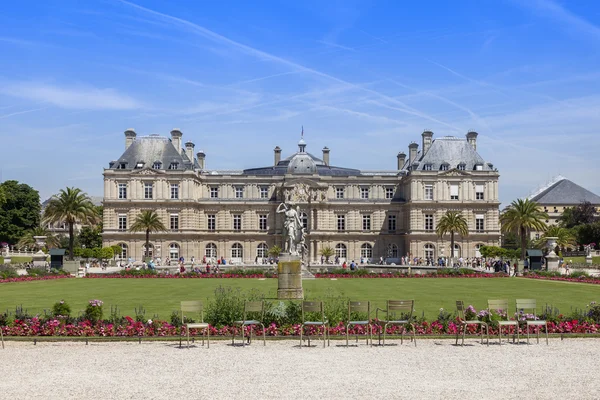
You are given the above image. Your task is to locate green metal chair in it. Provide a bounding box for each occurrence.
[346,301,372,347]
[488,299,519,345]
[455,301,489,346]
[180,301,210,349]
[376,300,416,346]
[300,301,329,348]
[516,299,548,345]
[232,301,266,346]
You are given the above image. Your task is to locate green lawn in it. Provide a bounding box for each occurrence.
[0,256,34,264]
[568,256,600,265]
[1,277,599,320]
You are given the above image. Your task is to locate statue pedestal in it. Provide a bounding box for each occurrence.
[586,255,593,265]
[32,250,48,268]
[546,255,559,271]
[277,254,303,299]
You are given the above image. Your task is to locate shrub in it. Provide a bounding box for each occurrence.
[569,270,590,279]
[0,265,18,279]
[84,299,104,323]
[119,269,157,276]
[586,301,600,323]
[52,300,71,317]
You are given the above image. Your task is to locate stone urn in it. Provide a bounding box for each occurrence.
[545,237,559,271]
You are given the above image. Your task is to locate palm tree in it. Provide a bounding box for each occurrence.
[319,246,335,263]
[16,226,60,250]
[129,210,167,260]
[43,187,99,260]
[500,198,548,261]
[535,225,576,250]
[436,211,469,260]
[268,245,282,258]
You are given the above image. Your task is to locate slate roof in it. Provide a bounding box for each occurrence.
[530,179,600,205]
[108,136,194,171]
[402,136,493,171]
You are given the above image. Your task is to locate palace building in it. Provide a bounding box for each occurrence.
[102,128,501,264]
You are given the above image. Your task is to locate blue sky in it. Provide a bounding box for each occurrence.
[1,0,599,204]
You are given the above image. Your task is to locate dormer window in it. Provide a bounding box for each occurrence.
[423,164,433,171]
[474,164,483,171]
[135,162,145,169]
[440,163,449,171]
[457,163,466,171]
[152,161,162,169]
[169,162,179,170]
[118,162,127,169]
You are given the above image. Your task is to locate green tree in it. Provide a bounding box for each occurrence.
[43,187,99,260]
[559,201,597,229]
[99,247,114,260]
[319,246,335,263]
[574,221,600,249]
[0,185,6,207]
[535,225,577,249]
[500,198,548,261]
[16,226,60,250]
[129,210,167,259]
[0,180,41,245]
[436,211,469,259]
[268,245,282,257]
[110,245,123,260]
[78,225,103,249]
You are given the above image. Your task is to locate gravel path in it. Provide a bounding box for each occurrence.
[0,338,597,399]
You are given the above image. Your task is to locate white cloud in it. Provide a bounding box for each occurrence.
[0,82,142,110]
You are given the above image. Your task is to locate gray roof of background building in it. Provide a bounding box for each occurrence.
[109,136,194,170]
[530,178,600,205]
[403,136,493,171]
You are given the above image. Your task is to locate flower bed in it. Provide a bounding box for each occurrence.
[522,273,600,285]
[0,275,73,284]
[314,272,503,279]
[84,273,271,279]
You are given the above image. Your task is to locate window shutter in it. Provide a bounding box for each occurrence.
[476,184,484,192]
[450,184,459,196]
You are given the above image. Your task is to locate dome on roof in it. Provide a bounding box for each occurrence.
[287,153,318,174]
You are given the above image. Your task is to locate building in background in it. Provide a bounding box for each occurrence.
[102,128,500,264]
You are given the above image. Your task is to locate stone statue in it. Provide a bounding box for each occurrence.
[276,202,304,256]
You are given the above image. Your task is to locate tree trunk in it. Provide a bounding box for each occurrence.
[450,230,455,259]
[520,227,527,261]
[145,229,150,260]
[68,222,75,261]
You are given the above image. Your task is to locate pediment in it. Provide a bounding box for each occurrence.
[132,168,164,176]
[439,168,469,177]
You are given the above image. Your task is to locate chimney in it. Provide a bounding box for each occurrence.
[397,152,406,170]
[124,128,136,150]
[421,130,433,155]
[274,146,281,166]
[185,141,195,162]
[466,131,478,151]
[170,129,183,154]
[322,146,330,166]
[196,151,205,170]
[408,142,419,165]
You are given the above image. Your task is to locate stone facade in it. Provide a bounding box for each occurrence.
[102,129,501,264]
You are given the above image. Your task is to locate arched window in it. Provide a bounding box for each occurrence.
[335,243,347,258]
[387,243,398,258]
[141,243,153,259]
[205,243,217,259]
[475,244,484,258]
[169,243,180,260]
[424,243,435,259]
[118,243,128,260]
[300,212,308,230]
[360,243,373,259]
[231,243,243,259]
[257,243,268,258]
[453,244,461,258]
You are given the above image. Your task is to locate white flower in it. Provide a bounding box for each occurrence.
[147,319,153,325]
[439,308,444,311]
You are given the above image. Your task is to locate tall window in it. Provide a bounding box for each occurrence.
[142,244,153,259]
[361,243,373,259]
[118,243,128,259]
[360,187,370,199]
[231,243,243,259]
[387,243,398,258]
[207,214,216,231]
[335,243,347,258]
[475,244,483,258]
[424,243,435,259]
[385,187,394,199]
[453,244,461,258]
[170,214,179,230]
[425,214,434,231]
[388,215,396,232]
[235,186,244,199]
[169,243,179,260]
[336,187,345,199]
[233,214,242,231]
[205,243,217,259]
[170,183,179,199]
[118,215,127,231]
[362,215,371,231]
[425,184,433,201]
[118,183,127,199]
[300,212,308,229]
[144,182,153,199]
[450,184,459,200]
[476,214,485,232]
[259,214,268,231]
[476,184,484,200]
[257,243,268,258]
[337,214,345,231]
[210,187,219,198]
[260,186,269,199]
